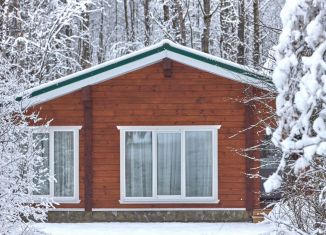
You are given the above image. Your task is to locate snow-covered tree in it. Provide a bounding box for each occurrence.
[0,1,92,233]
[264,0,326,234]
[0,0,91,85]
[0,58,53,234]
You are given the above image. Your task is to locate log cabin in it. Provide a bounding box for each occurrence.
[24,40,273,222]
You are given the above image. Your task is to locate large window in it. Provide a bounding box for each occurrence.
[33,126,80,203]
[118,126,219,203]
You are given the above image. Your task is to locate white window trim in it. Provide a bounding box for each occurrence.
[118,125,220,204]
[32,126,81,204]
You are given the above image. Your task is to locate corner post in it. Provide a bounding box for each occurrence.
[82,86,93,211]
[244,86,255,213]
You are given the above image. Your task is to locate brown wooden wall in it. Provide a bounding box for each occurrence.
[36,61,262,210]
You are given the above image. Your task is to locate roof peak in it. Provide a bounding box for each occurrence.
[20,39,272,106]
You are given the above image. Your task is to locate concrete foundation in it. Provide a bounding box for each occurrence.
[47,210,251,223]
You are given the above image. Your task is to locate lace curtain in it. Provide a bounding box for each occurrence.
[185,131,212,197]
[54,131,74,197]
[157,133,181,195]
[125,131,152,197]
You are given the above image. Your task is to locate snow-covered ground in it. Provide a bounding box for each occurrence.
[34,222,273,235]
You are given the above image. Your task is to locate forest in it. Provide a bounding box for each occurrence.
[0,0,283,87]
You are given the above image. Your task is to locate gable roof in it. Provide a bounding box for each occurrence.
[21,39,272,106]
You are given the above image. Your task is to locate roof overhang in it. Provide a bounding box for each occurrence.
[20,39,273,107]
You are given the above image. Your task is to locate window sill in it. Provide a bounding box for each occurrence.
[54,198,81,204]
[119,198,220,204]
[33,196,81,204]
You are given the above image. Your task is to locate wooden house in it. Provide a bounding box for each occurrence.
[25,40,271,222]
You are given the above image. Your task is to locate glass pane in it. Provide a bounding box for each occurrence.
[157,133,181,195]
[54,131,74,197]
[186,131,212,197]
[125,131,152,197]
[33,133,50,195]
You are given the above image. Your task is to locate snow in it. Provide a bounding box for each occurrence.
[265,126,272,136]
[263,172,282,194]
[32,222,273,235]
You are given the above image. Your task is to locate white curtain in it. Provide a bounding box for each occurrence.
[54,131,74,197]
[33,133,50,195]
[185,131,212,197]
[125,131,152,197]
[157,133,181,195]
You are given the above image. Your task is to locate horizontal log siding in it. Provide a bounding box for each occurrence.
[36,61,260,209]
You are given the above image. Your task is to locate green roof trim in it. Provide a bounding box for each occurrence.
[164,43,266,80]
[21,41,270,102]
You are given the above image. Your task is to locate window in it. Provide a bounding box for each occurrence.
[118,125,220,203]
[33,126,81,203]
[260,134,282,202]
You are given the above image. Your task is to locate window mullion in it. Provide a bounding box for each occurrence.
[120,130,126,201]
[213,129,218,200]
[181,130,186,199]
[152,131,157,198]
[73,130,79,200]
[49,130,54,197]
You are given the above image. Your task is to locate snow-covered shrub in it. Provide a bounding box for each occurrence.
[264,0,326,234]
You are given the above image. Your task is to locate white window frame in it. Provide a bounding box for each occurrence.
[118,125,220,204]
[32,126,81,204]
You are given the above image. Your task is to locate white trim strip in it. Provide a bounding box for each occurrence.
[117,125,221,130]
[91,208,246,212]
[48,208,85,212]
[119,199,220,204]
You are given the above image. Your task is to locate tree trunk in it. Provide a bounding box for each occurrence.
[175,0,186,45]
[220,0,237,61]
[201,0,211,53]
[115,0,118,42]
[98,2,104,63]
[144,0,150,46]
[237,0,245,65]
[163,3,169,22]
[123,0,129,40]
[129,0,135,42]
[81,8,91,69]
[253,0,260,67]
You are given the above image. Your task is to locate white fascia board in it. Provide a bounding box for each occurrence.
[24,51,166,106]
[165,50,270,90]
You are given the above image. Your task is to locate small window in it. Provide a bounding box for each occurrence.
[33,127,80,203]
[118,125,220,204]
[260,134,282,202]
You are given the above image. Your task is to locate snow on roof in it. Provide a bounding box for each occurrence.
[20,39,272,106]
